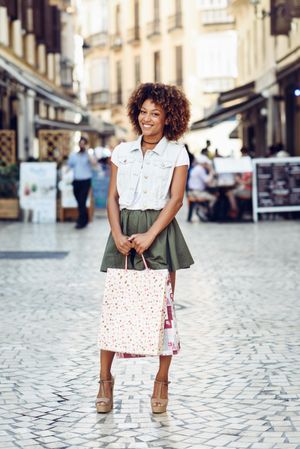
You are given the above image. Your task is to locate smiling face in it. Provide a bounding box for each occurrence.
[138,99,166,141]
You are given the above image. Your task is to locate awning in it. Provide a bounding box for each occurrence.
[277,57,300,81]
[191,94,264,130]
[0,54,85,114]
[218,81,255,104]
[35,116,116,136]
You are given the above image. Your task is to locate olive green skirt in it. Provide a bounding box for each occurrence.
[100,209,194,272]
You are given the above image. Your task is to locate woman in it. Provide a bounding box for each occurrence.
[96,83,194,414]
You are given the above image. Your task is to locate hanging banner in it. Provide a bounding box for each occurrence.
[20,162,57,223]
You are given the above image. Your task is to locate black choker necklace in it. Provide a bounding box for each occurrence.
[142,138,161,145]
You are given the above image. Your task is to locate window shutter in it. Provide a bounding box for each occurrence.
[289,0,300,17]
[22,0,34,32]
[53,7,61,53]
[34,0,47,44]
[270,0,291,35]
[45,4,54,51]
[7,0,21,20]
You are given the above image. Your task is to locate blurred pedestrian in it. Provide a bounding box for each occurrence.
[201,139,212,158]
[67,136,96,229]
[184,143,195,192]
[226,146,253,218]
[275,142,290,158]
[187,155,217,219]
[96,82,194,414]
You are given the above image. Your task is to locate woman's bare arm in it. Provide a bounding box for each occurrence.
[129,165,188,254]
[107,162,132,255]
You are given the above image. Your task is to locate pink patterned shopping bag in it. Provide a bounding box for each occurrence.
[98,256,168,356]
[117,274,181,358]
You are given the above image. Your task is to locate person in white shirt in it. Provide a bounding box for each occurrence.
[96,83,194,415]
[67,137,96,228]
[187,155,217,211]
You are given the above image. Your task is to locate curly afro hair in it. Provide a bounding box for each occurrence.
[127,83,190,141]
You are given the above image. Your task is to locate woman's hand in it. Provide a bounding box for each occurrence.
[114,234,133,256]
[129,232,156,255]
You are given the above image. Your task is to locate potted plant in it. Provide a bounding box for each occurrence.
[0,163,20,219]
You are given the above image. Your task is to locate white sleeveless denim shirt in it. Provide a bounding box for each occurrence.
[111,136,189,210]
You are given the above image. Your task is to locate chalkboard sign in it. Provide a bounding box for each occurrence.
[252,157,300,222]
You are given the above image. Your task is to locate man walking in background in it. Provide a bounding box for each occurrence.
[68,137,96,229]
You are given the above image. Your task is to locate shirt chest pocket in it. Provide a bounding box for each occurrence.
[117,156,136,195]
[155,159,174,197]
[118,156,135,176]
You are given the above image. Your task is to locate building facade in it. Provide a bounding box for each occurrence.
[82,0,238,151]
[0,0,96,165]
[233,0,300,156]
[193,0,300,157]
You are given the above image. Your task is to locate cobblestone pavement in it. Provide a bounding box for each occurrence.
[1,210,300,449]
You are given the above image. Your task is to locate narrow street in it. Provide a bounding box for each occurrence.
[1,211,300,449]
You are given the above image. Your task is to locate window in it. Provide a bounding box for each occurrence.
[175,0,181,14]
[116,60,122,104]
[134,55,141,85]
[154,51,161,82]
[175,45,183,86]
[154,0,160,21]
[90,58,109,92]
[134,0,139,29]
[115,4,121,35]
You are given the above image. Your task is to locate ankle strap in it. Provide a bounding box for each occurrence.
[98,378,113,384]
[154,380,171,386]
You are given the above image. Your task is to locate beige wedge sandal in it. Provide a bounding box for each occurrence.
[95,377,114,413]
[151,380,171,414]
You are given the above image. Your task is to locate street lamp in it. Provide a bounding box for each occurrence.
[250,0,296,35]
[249,0,271,19]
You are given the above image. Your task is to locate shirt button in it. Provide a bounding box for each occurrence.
[144,175,148,179]
[143,190,147,194]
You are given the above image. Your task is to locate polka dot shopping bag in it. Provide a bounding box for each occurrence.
[98,255,171,356]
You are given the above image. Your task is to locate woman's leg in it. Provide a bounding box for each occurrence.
[97,350,115,398]
[153,272,176,400]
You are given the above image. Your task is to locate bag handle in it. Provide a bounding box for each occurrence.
[125,253,148,270]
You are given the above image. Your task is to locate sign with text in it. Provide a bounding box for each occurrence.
[252,157,300,222]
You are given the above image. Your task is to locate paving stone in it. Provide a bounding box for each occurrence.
[0,215,300,449]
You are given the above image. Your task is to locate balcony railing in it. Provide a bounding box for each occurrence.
[85,31,109,48]
[110,34,123,50]
[201,9,235,25]
[146,20,161,38]
[127,26,140,44]
[168,13,183,32]
[87,90,110,108]
[111,91,123,106]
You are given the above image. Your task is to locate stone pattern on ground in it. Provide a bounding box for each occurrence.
[0,213,300,449]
